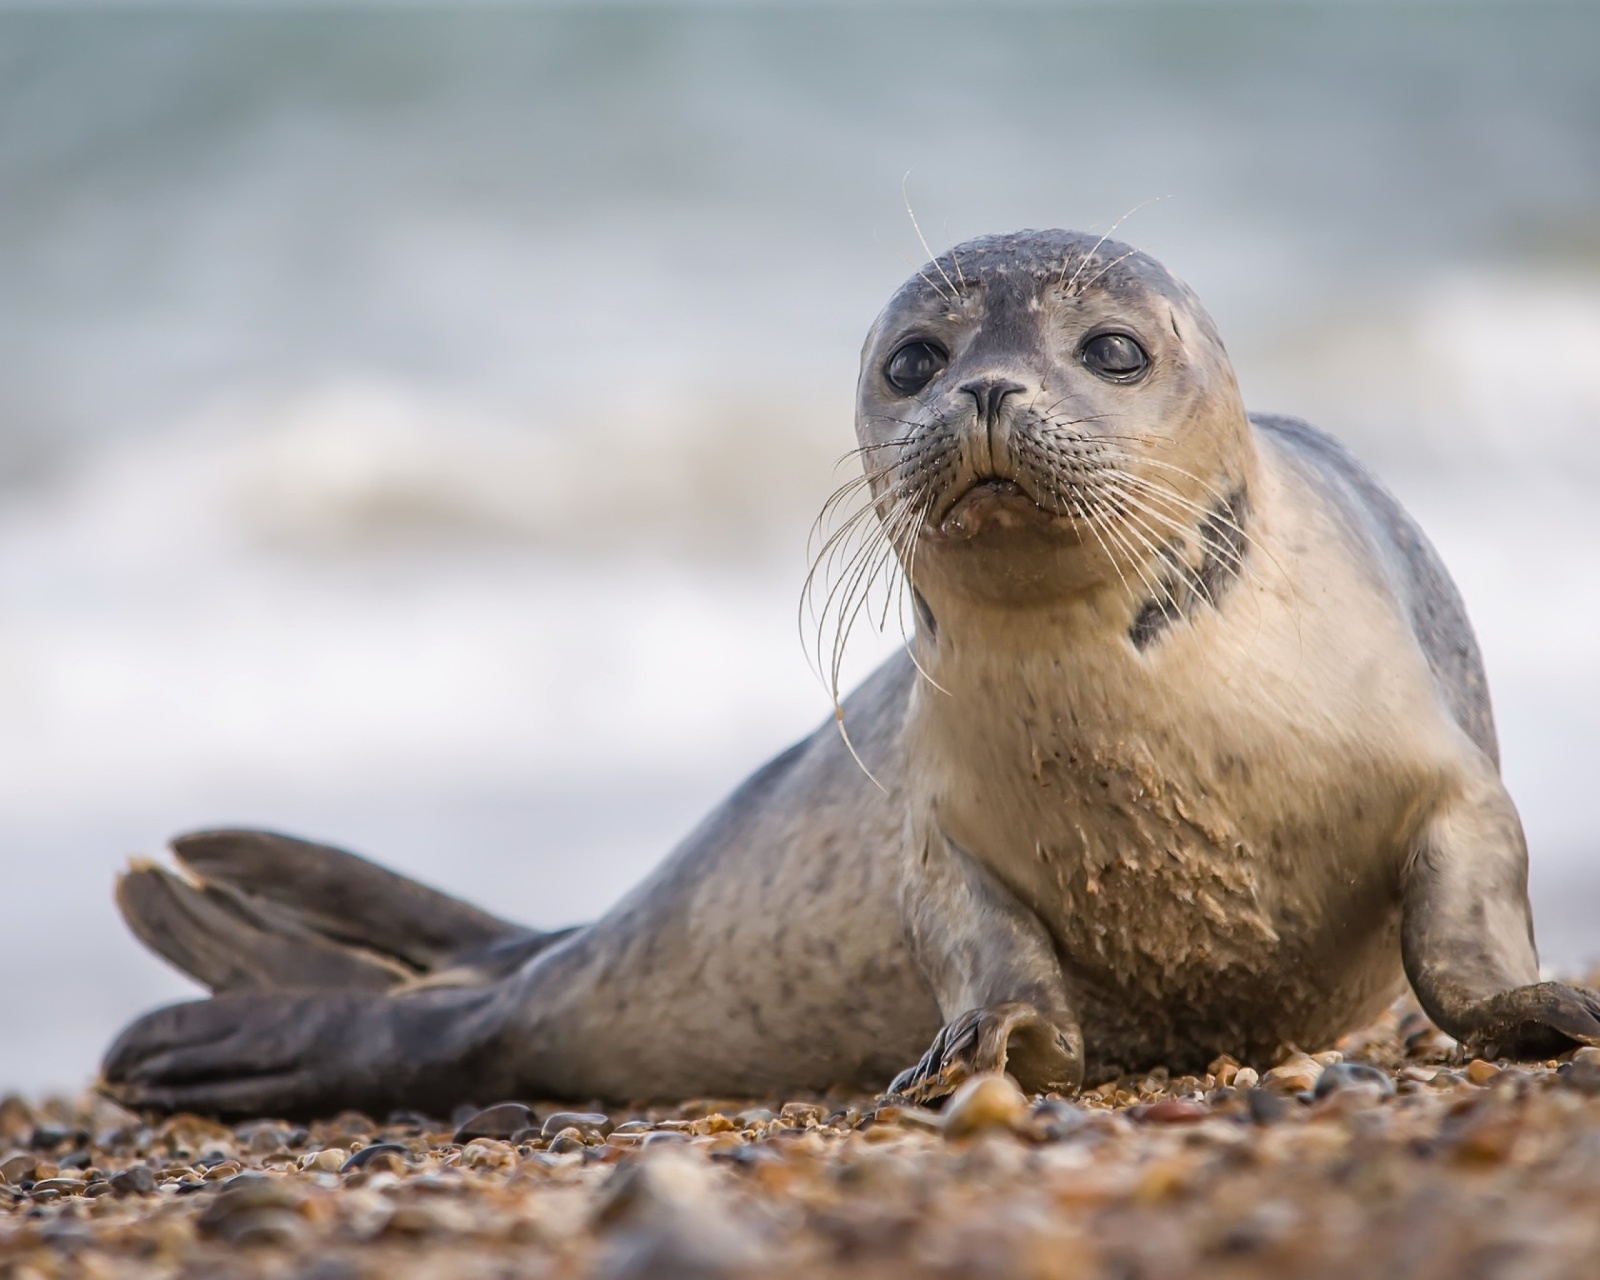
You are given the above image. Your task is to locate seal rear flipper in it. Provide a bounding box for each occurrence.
[116,861,413,993]
[102,985,518,1121]
[171,828,523,970]
[117,828,558,995]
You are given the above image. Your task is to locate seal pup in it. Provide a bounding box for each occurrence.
[103,229,1600,1119]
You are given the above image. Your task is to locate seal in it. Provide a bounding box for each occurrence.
[102,229,1600,1119]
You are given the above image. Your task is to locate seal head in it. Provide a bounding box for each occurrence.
[857,230,1252,617]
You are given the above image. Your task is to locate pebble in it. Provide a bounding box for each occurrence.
[194,1172,309,1245]
[1559,1060,1600,1096]
[1245,1088,1289,1125]
[779,1102,825,1126]
[1466,1059,1502,1085]
[453,1102,537,1143]
[1313,1062,1396,1101]
[340,1143,410,1172]
[541,1111,612,1140]
[30,1177,87,1196]
[302,1148,348,1173]
[941,1073,1028,1139]
[592,1148,764,1279]
[1261,1053,1324,1095]
[1131,1100,1206,1124]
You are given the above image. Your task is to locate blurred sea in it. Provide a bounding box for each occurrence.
[2,1,1599,1092]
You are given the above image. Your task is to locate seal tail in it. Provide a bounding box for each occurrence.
[116,828,563,995]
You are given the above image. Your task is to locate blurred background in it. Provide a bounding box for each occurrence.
[2,1,1598,1092]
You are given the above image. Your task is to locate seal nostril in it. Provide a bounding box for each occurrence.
[959,378,1027,426]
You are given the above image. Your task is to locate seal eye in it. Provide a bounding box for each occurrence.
[1081,332,1149,381]
[884,341,948,396]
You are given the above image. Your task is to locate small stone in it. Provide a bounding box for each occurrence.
[0,1153,38,1183]
[1466,1059,1502,1085]
[1261,1053,1324,1095]
[196,1172,308,1244]
[735,1109,776,1126]
[1450,1111,1523,1166]
[1559,1061,1600,1096]
[1313,1062,1396,1101]
[1246,1088,1288,1125]
[548,1129,587,1154]
[1132,1100,1207,1124]
[592,1147,764,1277]
[245,1126,292,1155]
[461,1138,516,1168]
[206,1207,306,1247]
[31,1177,88,1196]
[1207,1055,1243,1087]
[341,1143,410,1172]
[453,1102,536,1143]
[1031,1099,1086,1141]
[1232,1067,1260,1090]
[29,1124,77,1150]
[779,1102,825,1126]
[331,1110,376,1136]
[385,1109,434,1131]
[941,1073,1028,1139]
[0,1097,32,1142]
[1573,1046,1600,1067]
[540,1111,612,1140]
[303,1147,348,1172]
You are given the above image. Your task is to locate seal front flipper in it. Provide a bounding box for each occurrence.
[1402,773,1600,1059]
[117,829,569,994]
[890,827,1083,1103]
[102,984,521,1121]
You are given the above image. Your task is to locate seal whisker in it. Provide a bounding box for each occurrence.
[1094,491,1189,627]
[902,174,960,301]
[1113,470,1273,590]
[1073,489,1145,614]
[1077,248,1141,296]
[826,498,922,713]
[1112,491,1212,612]
[806,490,895,593]
[1059,196,1167,294]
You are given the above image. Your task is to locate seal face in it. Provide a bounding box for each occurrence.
[100,230,1600,1120]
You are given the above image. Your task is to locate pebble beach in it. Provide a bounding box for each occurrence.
[5,993,1600,1279]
